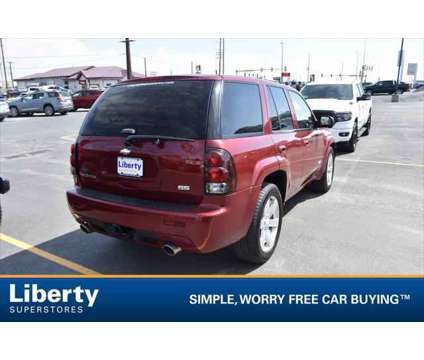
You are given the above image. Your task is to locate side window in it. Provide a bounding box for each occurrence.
[356,84,364,96]
[32,92,44,100]
[288,91,314,129]
[221,82,263,137]
[266,87,279,131]
[269,86,293,130]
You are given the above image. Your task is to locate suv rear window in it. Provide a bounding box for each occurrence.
[221,82,263,137]
[80,80,213,139]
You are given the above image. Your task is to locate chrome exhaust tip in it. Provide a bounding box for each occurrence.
[162,242,182,256]
[80,223,92,234]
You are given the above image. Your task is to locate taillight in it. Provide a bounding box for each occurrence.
[205,148,236,194]
[70,142,79,185]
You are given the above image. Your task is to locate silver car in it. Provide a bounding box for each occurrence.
[8,90,74,117]
[0,99,9,121]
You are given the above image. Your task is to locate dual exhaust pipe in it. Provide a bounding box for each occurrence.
[80,223,182,256]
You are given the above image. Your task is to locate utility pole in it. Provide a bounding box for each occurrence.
[0,38,8,89]
[8,62,14,88]
[396,38,404,85]
[280,41,284,83]
[121,38,134,80]
[191,61,194,74]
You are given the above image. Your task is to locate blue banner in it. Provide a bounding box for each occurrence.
[0,277,422,321]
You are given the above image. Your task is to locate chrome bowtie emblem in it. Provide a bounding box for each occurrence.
[120,148,131,155]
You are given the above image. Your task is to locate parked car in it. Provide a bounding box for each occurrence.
[67,75,335,264]
[301,81,372,152]
[364,80,410,95]
[0,177,10,225]
[8,90,73,117]
[412,81,424,90]
[0,99,10,121]
[72,89,102,110]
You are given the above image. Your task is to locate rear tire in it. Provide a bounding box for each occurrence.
[310,148,335,194]
[9,106,19,117]
[44,104,55,116]
[233,183,283,264]
[0,116,4,122]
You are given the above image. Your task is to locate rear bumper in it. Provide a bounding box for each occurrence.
[66,186,257,253]
[57,103,73,111]
[0,110,9,118]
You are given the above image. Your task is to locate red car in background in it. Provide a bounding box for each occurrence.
[72,89,102,110]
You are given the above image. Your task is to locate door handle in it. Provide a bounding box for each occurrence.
[303,139,310,145]
[278,145,287,152]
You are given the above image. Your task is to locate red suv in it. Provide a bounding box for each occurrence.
[67,75,335,264]
[72,89,102,110]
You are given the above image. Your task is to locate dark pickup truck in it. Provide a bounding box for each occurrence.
[364,80,410,95]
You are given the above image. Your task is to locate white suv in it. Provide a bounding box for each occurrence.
[301,81,372,152]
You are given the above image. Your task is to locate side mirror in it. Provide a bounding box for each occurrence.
[357,94,371,101]
[316,115,335,128]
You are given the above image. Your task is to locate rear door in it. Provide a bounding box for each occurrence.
[287,90,325,184]
[266,85,304,194]
[77,80,213,204]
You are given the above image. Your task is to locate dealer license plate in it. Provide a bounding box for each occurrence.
[117,157,143,177]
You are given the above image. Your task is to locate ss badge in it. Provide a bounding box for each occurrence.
[177,185,190,191]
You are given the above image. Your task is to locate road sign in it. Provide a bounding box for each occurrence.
[407,63,418,76]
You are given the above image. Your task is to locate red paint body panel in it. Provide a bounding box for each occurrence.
[72,90,102,109]
[67,75,334,253]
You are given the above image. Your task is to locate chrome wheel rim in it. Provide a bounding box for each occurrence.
[326,152,334,186]
[45,106,53,116]
[11,108,18,117]
[259,195,280,253]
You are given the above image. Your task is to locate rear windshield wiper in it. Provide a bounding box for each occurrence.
[124,134,195,146]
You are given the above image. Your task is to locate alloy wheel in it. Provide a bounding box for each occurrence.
[259,195,280,253]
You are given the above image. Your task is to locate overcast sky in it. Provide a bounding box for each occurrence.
[1,38,423,84]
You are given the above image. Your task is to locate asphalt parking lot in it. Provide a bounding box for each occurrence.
[0,92,423,275]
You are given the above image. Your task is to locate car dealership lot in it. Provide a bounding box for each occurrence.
[0,93,423,275]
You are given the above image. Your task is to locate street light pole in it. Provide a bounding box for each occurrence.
[396,37,404,85]
[8,62,14,88]
[0,38,8,89]
[143,57,147,77]
[121,38,134,80]
[306,53,310,83]
[222,38,225,75]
